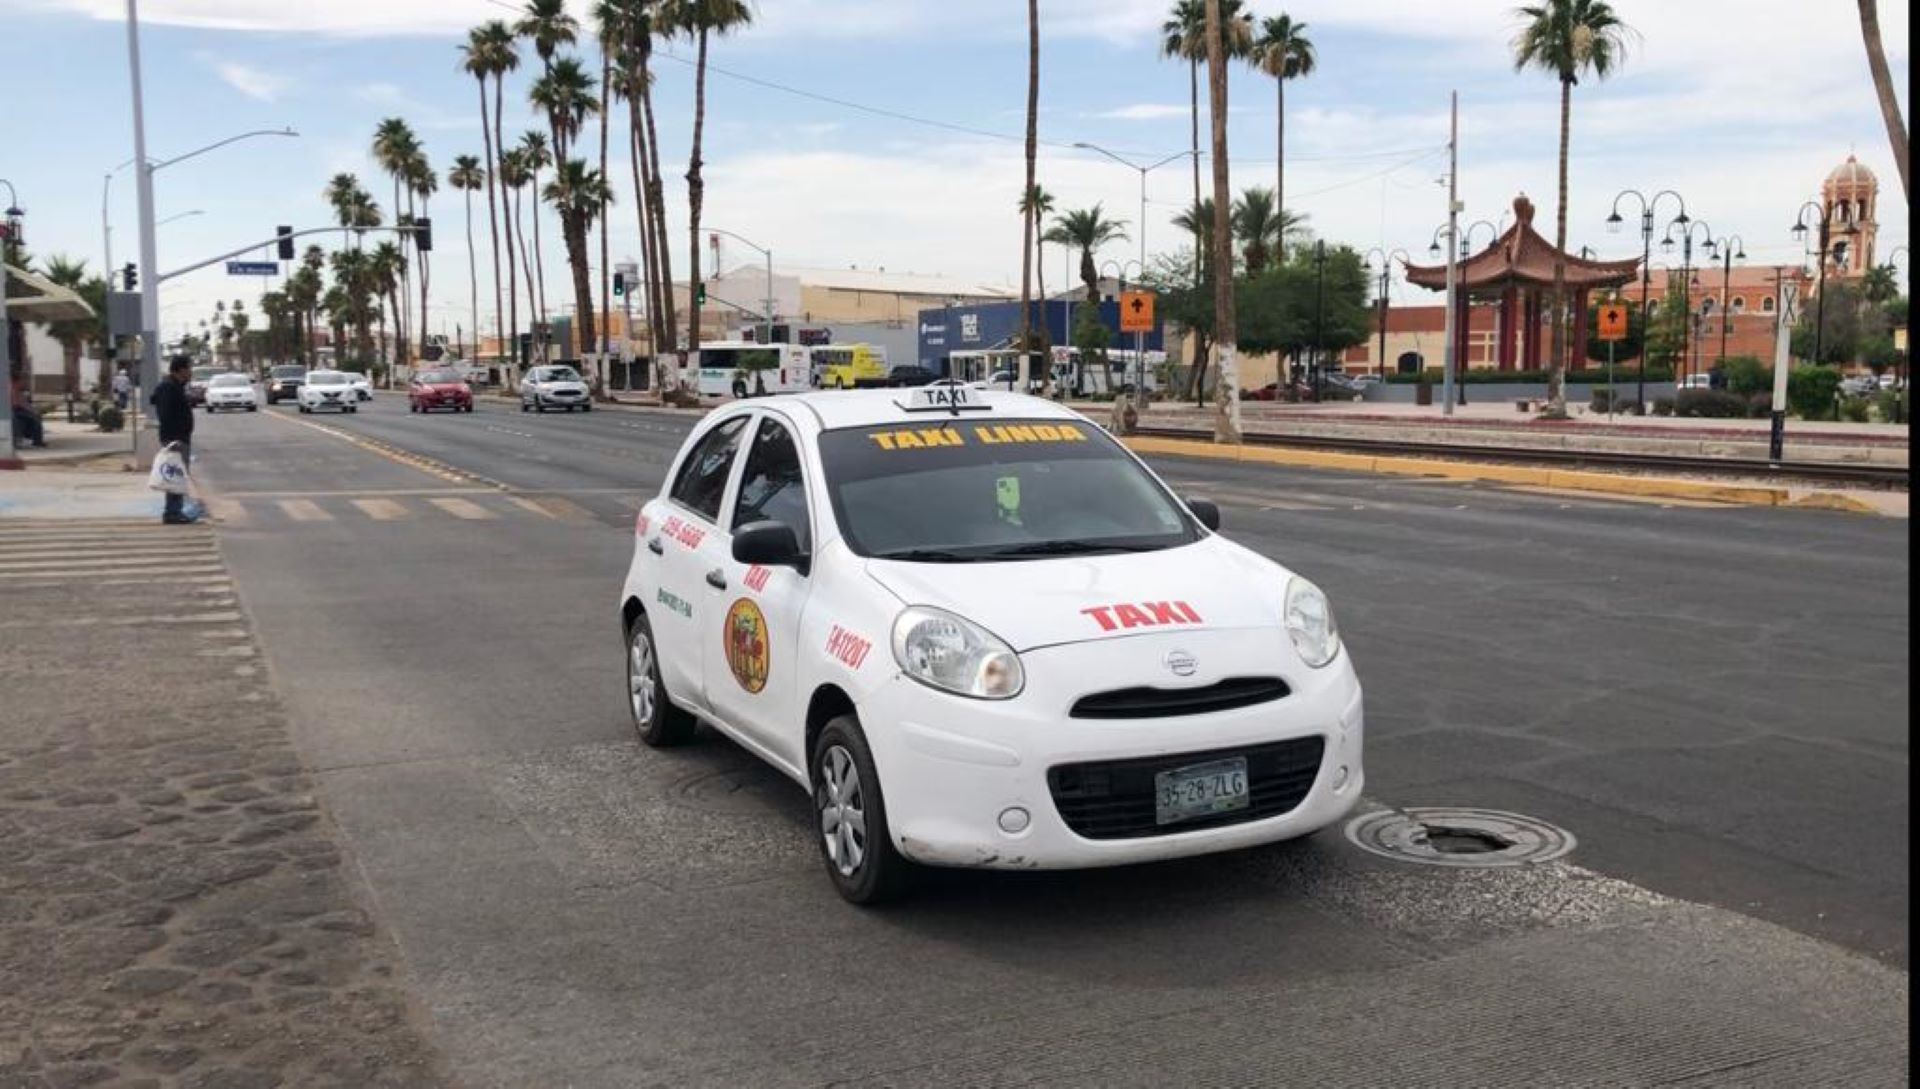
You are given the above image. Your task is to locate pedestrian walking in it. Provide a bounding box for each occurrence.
[150,356,198,525]
[111,368,131,411]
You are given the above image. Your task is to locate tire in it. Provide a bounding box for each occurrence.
[582,404,591,413]
[348,406,358,414]
[521,401,531,413]
[626,613,696,748]
[247,405,257,412]
[812,715,912,905]
[298,405,309,414]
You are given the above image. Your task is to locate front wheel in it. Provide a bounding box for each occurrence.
[627,614,696,748]
[347,405,358,414]
[813,716,912,905]
[521,401,531,413]
[247,405,257,412]
[581,404,591,413]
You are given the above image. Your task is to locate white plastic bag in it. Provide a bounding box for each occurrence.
[148,444,190,495]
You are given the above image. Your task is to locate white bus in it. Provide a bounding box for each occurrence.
[694,342,812,398]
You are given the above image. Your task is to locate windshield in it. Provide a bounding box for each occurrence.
[818,418,1200,562]
[308,371,349,386]
[271,366,304,379]
[419,370,464,384]
[535,368,580,382]
[191,368,215,382]
[210,374,250,387]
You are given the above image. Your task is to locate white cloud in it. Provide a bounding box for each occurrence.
[1091,104,1190,122]
[212,60,289,101]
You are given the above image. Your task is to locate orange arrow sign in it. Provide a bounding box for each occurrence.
[1119,290,1155,333]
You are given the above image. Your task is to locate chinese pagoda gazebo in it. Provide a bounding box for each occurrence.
[1404,194,1640,373]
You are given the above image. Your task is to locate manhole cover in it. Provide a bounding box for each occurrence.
[667,764,790,816]
[1344,806,1576,868]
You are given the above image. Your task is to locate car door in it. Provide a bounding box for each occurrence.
[702,413,816,768]
[651,413,753,710]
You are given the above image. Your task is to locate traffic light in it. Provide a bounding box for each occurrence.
[612,271,625,298]
[121,263,138,291]
[694,282,706,306]
[276,225,295,261]
[414,217,433,252]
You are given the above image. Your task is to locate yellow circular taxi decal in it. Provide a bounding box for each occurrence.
[724,598,770,694]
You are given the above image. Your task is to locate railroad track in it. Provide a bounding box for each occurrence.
[1132,426,1912,488]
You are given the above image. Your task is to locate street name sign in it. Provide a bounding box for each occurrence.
[226,261,279,277]
[1120,290,1155,333]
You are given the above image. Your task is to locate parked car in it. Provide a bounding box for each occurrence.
[186,366,216,407]
[296,370,358,414]
[884,365,939,388]
[1839,375,1879,397]
[522,365,592,413]
[265,364,306,405]
[348,372,373,402]
[1678,374,1714,391]
[203,373,258,412]
[1877,373,1902,390]
[409,368,475,413]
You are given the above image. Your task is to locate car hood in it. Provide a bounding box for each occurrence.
[417,382,469,393]
[861,536,1290,652]
[536,381,588,393]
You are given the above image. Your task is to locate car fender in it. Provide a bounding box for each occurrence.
[791,540,910,775]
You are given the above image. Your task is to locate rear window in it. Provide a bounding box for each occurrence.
[271,366,305,379]
[210,374,250,387]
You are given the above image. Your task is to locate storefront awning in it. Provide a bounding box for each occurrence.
[4,264,95,323]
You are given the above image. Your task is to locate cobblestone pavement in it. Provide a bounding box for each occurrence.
[0,519,449,1088]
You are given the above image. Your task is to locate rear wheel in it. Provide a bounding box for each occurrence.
[813,716,912,905]
[626,613,695,747]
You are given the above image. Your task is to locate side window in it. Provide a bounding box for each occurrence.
[670,415,750,522]
[731,417,811,553]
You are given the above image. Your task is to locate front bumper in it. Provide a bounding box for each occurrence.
[860,628,1364,870]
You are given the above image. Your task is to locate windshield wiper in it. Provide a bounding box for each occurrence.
[987,540,1159,558]
[874,548,986,563]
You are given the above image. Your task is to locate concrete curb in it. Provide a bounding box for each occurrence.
[1122,435,1892,514]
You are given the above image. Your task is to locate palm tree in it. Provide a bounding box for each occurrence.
[517,131,554,338]
[1512,0,1631,417]
[461,23,516,377]
[531,57,600,164]
[1049,206,1130,310]
[1230,186,1304,275]
[545,159,614,358]
[229,300,252,371]
[371,118,420,364]
[1019,0,1040,388]
[518,0,580,155]
[1162,0,1252,274]
[39,256,106,395]
[369,242,410,373]
[449,155,486,361]
[1203,0,1241,441]
[498,147,540,359]
[674,0,755,363]
[289,247,326,366]
[1858,0,1908,201]
[406,151,437,375]
[1020,184,1056,308]
[623,3,679,379]
[1248,14,1314,263]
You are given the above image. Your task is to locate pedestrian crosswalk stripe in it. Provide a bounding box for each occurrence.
[509,495,596,523]
[429,497,496,521]
[0,564,227,581]
[0,553,207,572]
[0,545,219,563]
[351,498,410,521]
[278,499,334,522]
[202,498,249,524]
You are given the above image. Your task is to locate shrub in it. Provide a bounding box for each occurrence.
[1786,365,1842,420]
[1746,392,1774,419]
[1386,365,1673,385]
[95,405,125,432]
[1839,397,1871,423]
[1675,389,1748,418]
[1720,355,1770,395]
[1651,397,1675,417]
[1589,388,1616,413]
[1869,389,1907,424]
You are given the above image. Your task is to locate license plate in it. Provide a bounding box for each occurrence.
[1154,757,1250,826]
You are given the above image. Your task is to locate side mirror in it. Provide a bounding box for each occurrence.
[1185,497,1221,532]
[733,521,807,571]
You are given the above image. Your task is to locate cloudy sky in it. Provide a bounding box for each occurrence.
[0,0,1908,341]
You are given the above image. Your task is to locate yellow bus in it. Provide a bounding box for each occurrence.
[810,343,889,389]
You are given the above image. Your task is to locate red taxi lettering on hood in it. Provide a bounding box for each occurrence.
[1082,601,1204,632]
[825,625,872,670]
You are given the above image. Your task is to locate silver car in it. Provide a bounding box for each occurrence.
[521,366,592,413]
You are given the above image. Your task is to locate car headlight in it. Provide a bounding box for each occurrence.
[891,606,1024,700]
[1284,577,1340,668]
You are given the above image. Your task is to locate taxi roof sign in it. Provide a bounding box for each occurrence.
[900,380,991,415]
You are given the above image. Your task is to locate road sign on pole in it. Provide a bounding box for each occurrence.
[226,260,278,277]
[1597,302,1629,341]
[1119,290,1155,333]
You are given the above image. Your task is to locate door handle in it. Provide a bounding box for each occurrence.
[648,538,664,555]
[705,569,728,590]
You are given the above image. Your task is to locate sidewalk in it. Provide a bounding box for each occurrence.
[0,467,162,520]
[0,517,449,1086]
[13,418,139,469]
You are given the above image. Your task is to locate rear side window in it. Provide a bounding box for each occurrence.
[669,416,749,522]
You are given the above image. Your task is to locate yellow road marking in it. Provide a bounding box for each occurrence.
[351,498,410,521]
[278,499,334,522]
[429,497,496,521]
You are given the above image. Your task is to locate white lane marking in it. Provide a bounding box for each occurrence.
[278,499,334,523]
[429,497,497,521]
[351,498,411,521]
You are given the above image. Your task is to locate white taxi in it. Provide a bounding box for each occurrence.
[618,383,1363,903]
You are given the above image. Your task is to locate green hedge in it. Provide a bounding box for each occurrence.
[1386,366,1673,385]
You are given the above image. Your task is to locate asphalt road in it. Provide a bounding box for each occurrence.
[180,394,1908,1087]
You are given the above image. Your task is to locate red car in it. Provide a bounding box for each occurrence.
[409,368,475,413]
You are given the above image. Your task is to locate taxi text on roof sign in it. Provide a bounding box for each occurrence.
[867,423,1091,450]
[904,383,988,413]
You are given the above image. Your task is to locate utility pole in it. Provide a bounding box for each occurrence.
[0,187,18,468]
[1769,280,1797,462]
[1441,91,1460,417]
[126,0,162,468]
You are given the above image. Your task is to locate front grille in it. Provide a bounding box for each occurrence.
[1047,736,1325,840]
[1070,676,1289,720]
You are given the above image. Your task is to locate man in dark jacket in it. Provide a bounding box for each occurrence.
[151,356,197,524]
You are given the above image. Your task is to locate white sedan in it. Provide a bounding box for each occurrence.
[203,373,258,412]
[296,370,360,413]
[522,365,591,413]
[619,383,1363,903]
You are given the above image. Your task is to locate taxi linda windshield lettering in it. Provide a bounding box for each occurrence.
[867,422,1090,451]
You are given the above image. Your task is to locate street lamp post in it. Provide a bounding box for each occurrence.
[704,226,774,346]
[1074,143,1195,410]
[1310,240,1327,401]
[1703,234,1746,368]
[1662,217,1713,384]
[1100,258,1145,398]
[1362,247,1411,379]
[1791,200,1854,371]
[0,183,22,465]
[1608,189,1688,411]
